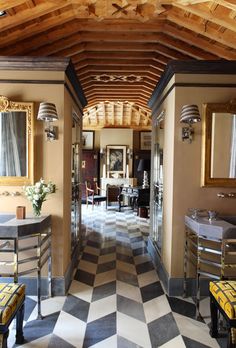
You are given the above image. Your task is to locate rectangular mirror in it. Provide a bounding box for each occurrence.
[0,96,34,185]
[202,99,236,187]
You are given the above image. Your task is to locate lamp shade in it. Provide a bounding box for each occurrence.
[180,104,201,124]
[137,159,150,172]
[37,102,59,121]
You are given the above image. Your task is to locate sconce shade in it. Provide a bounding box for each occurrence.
[180,104,201,124]
[137,159,150,172]
[37,102,59,122]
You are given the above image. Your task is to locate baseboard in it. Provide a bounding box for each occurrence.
[147,237,210,297]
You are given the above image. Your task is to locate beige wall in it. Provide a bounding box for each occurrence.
[0,69,82,279]
[156,74,236,278]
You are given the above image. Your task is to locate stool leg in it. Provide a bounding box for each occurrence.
[227,327,235,348]
[210,296,218,338]
[0,331,8,348]
[15,303,25,344]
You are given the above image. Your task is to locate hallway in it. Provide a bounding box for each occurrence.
[9,206,225,348]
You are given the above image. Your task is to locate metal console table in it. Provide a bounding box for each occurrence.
[184,215,236,318]
[0,214,52,319]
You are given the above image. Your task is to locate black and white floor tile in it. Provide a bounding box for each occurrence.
[9,205,227,348]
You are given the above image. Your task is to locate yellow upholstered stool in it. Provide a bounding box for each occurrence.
[209,281,236,348]
[0,283,25,348]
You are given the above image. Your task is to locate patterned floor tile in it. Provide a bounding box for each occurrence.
[78,259,97,275]
[87,295,116,323]
[144,294,172,323]
[97,260,116,274]
[117,312,151,348]
[117,335,143,348]
[74,269,95,287]
[83,312,116,348]
[53,311,86,348]
[23,312,60,343]
[173,312,220,348]
[92,281,116,302]
[117,260,136,275]
[117,294,146,322]
[48,334,76,348]
[98,253,116,264]
[63,294,90,322]
[140,281,164,303]
[148,312,180,347]
[82,252,99,264]
[117,269,139,287]
[12,206,225,348]
[136,261,154,275]
[117,281,142,303]
[68,280,93,303]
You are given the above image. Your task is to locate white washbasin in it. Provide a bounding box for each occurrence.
[185,215,236,240]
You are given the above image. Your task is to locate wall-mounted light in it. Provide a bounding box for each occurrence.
[127,148,133,160]
[137,159,151,189]
[100,148,106,158]
[37,102,59,141]
[180,104,201,143]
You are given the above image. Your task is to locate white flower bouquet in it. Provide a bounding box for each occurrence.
[23,178,56,216]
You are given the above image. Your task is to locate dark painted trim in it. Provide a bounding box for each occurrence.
[148,60,236,111]
[0,56,87,109]
[65,82,84,114]
[66,61,87,108]
[0,79,64,85]
[152,81,236,118]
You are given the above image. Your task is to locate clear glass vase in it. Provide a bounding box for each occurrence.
[32,201,43,217]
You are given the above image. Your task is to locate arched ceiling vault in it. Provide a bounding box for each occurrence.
[0,0,235,129]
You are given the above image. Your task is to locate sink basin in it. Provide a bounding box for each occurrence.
[220,216,236,225]
[0,214,14,223]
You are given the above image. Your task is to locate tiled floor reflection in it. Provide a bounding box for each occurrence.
[8,205,226,348]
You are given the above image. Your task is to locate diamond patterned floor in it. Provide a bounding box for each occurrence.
[8,205,227,348]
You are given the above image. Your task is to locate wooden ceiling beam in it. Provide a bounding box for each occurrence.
[164,22,236,60]
[74,59,165,71]
[56,41,193,61]
[173,3,236,33]
[76,65,162,77]
[0,1,70,32]
[0,1,27,10]
[81,78,156,88]
[0,9,76,48]
[167,9,236,50]
[81,82,155,93]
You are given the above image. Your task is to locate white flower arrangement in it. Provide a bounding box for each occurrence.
[23,178,56,216]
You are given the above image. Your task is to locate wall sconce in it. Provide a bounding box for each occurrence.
[37,102,59,141]
[100,148,106,158]
[137,159,151,189]
[180,104,201,143]
[127,148,133,160]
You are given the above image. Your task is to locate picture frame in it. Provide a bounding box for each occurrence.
[106,145,126,178]
[82,131,94,150]
[140,131,151,150]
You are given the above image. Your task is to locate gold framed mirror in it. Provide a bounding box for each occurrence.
[0,95,34,185]
[202,99,236,187]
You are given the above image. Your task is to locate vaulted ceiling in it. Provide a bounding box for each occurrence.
[0,0,236,129]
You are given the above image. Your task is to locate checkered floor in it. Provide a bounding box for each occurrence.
[9,205,227,348]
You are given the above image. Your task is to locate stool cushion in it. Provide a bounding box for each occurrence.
[0,283,25,325]
[210,281,236,319]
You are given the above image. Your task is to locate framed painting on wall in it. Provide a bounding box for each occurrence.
[107,145,126,178]
[82,131,94,150]
[140,131,151,150]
